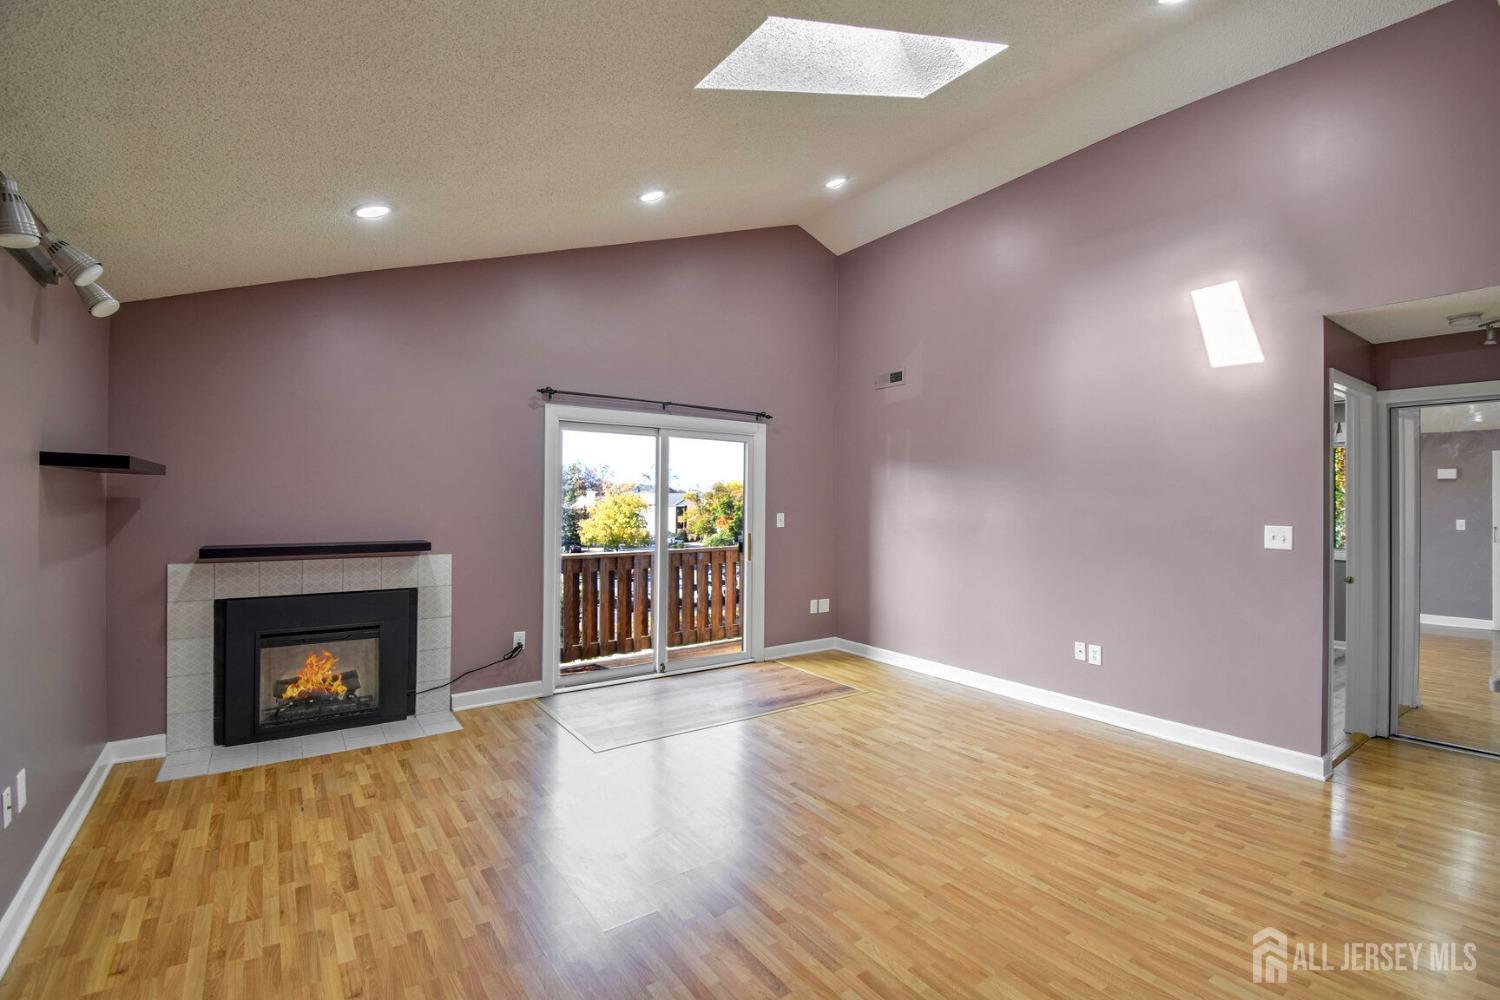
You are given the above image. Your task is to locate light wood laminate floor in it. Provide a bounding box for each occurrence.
[4,651,1500,998]
[1400,625,1500,752]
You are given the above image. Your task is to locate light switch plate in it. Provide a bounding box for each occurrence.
[776,513,785,527]
[14,769,24,814]
[2,787,10,829]
[817,598,830,613]
[809,599,818,614]
[1264,525,1293,550]
[1087,644,1103,666]
[1457,520,1467,531]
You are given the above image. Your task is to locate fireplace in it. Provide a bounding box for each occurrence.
[216,588,417,746]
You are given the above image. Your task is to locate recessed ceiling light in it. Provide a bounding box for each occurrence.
[1157,0,1189,5]
[696,17,1007,99]
[825,176,849,190]
[352,203,391,220]
[1190,280,1264,368]
[639,189,666,204]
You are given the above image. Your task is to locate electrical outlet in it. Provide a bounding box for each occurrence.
[1073,641,1087,662]
[817,598,830,614]
[14,769,24,814]
[513,631,526,649]
[1263,525,1293,550]
[810,599,819,614]
[1087,644,1103,666]
[776,512,785,527]
[1456,519,1466,531]
[2,786,10,829]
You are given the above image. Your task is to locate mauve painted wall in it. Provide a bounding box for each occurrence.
[0,264,110,914]
[833,0,1500,755]
[106,227,837,740]
[1420,430,1500,621]
[1324,319,1375,386]
[1375,329,1500,390]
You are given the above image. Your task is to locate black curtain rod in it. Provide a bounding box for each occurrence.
[537,387,771,421]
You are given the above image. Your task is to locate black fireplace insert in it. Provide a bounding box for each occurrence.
[215,588,417,746]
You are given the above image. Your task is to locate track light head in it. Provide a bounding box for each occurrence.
[76,282,119,319]
[41,231,103,286]
[0,177,42,249]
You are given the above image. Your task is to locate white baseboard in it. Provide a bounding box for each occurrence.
[835,639,1328,781]
[762,637,838,659]
[108,733,167,763]
[0,734,165,980]
[452,680,545,712]
[1419,613,1495,630]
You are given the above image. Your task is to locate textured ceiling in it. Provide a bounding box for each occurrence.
[1329,284,1500,344]
[0,0,1447,302]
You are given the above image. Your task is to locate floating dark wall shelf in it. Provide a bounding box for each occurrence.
[40,451,166,475]
[199,540,433,560]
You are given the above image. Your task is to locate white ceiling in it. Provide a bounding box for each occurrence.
[1328,285,1500,344]
[0,0,1447,302]
[1421,401,1500,434]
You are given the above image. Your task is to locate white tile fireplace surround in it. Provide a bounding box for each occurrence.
[161,554,456,781]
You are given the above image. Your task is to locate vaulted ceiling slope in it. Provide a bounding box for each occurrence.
[0,0,1445,301]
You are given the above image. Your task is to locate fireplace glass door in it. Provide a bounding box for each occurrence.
[257,627,381,736]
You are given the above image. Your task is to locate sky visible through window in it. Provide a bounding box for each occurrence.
[561,430,743,491]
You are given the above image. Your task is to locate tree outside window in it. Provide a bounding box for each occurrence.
[578,487,651,550]
[682,481,744,546]
[1332,446,1347,551]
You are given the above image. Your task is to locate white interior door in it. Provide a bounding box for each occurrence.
[1331,373,1377,744]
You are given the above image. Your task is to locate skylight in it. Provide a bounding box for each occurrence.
[696,17,1007,99]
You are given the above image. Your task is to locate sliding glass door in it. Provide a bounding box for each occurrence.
[547,408,762,691]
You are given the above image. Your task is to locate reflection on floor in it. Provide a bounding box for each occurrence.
[8,652,1500,997]
[540,661,857,752]
[1400,624,1500,752]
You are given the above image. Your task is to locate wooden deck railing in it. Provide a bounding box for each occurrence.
[560,545,742,663]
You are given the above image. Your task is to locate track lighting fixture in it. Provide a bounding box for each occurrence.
[75,282,119,318]
[1483,321,1498,347]
[41,231,104,286]
[0,176,42,249]
[2,169,115,318]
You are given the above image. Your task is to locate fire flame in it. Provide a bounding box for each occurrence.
[280,649,348,701]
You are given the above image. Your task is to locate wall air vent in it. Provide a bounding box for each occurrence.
[875,369,905,390]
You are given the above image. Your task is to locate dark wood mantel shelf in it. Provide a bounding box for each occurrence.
[40,451,166,476]
[198,541,433,560]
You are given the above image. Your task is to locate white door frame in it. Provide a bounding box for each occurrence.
[1329,370,1377,746]
[541,403,767,695]
[1375,379,1500,737]
[1492,450,1500,629]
